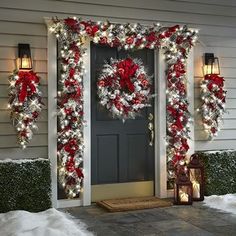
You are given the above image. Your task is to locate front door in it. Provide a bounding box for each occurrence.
[91,43,155,202]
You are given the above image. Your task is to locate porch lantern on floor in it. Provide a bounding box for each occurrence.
[187,154,204,201]
[174,167,193,205]
[17,43,32,70]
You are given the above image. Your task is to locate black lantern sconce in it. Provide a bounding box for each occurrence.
[204,53,220,75]
[17,44,32,70]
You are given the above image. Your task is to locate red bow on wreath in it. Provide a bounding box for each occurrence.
[117,58,139,93]
[15,71,39,102]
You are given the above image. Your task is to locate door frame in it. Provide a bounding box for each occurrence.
[47,20,195,208]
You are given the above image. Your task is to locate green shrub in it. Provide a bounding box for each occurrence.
[197,150,236,196]
[0,158,51,213]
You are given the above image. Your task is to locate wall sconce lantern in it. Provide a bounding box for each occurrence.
[17,44,32,70]
[204,53,220,75]
[187,154,205,201]
[174,167,193,205]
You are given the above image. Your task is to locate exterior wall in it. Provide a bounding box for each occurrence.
[0,0,236,159]
[195,44,236,150]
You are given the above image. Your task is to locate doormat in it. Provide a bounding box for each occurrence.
[97,196,172,212]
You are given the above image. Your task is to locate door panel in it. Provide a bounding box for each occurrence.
[91,43,155,195]
[127,134,147,181]
[97,135,119,183]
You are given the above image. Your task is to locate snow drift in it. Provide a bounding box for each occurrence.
[204,193,236,215]
[0,208,93,236]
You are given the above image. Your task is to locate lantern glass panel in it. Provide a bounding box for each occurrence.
[21,56,32,69]
[189,169,201,199]
[187,154,205,201]
[179,186,190,203]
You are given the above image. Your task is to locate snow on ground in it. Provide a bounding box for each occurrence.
[0,158,48,164]
[0,208,93,236]
[201,150,235,154]
[204,194,236,215]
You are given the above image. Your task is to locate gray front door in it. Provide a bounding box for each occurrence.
[91,43,155,200]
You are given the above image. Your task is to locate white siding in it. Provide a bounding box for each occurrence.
[194,41,236,150]
[173,0,236,152]
[0,0,236,159]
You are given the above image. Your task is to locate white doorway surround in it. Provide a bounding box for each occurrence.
[47,22,195,208]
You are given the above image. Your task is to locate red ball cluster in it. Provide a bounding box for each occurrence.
[166,60,190,165]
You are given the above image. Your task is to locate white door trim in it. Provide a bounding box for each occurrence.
[82,39,91,206]
[47,25,58,208]
[47,23,195,207]
[155,49,167,198]
[187,49,195,157]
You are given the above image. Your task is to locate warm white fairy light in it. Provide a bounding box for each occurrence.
[98,58,152,120]
[51,17,198,194]
[199,74,226,139]
[8,70,43,148]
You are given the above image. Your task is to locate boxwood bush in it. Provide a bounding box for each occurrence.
[197,150,236,196]
[0,158,51,213]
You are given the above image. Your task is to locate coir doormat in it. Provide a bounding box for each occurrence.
[97,196,172,212]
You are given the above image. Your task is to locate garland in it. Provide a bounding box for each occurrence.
[166,60,191,179]
[198,74,226,139]
[97,57,152,120]
[50,17,197,198]
[8,70,44,148]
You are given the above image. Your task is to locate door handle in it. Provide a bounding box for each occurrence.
[148,113,154,146]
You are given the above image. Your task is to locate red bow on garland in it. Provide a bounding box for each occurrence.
[66,158,84,182]
[205,74,224,91]
[64,138,78,156]
[64,18,79,31]
[117,58,139,93]
[15,71,39,102]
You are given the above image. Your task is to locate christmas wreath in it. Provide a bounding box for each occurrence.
[97,57,152,120]
[198,73,226,139]
[8,70,44,148]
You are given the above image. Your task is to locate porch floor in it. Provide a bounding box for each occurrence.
[63,202,236,235]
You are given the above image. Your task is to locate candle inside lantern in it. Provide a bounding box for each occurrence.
[192,180,200,198]
[179,190,189,202]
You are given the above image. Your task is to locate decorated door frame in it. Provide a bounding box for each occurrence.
[46,18,195,208]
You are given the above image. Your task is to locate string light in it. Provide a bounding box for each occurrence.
[199,74,226,139]
[51,17,198,196]
[8,70,43,148]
